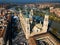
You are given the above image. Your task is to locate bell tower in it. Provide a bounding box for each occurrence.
[29,9,33,24]
[25,5,30,39]
[42,14,49,33]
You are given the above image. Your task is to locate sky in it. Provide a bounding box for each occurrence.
[0,0,60,4]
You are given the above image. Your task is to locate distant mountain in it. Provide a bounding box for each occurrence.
[0,0,60,4]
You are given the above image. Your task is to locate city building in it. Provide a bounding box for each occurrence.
[50,7,60,17]
[28,33,60,45]
[54,8,60,17]
[22,7,46,37]
[19,6,60,45]
[50,7,54,13]
[0,14,7,45]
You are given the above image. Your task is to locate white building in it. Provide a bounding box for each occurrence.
[42,15,49,33]
[32,22,42,34]
[19,9,49,39]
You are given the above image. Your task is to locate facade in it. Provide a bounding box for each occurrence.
[19,7,60,45]
[19,8,49,38]
[42,15,49,33]
[32,23,42,34]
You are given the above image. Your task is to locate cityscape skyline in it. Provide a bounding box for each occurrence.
[0,0,60,4]
[0,0,60,45]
